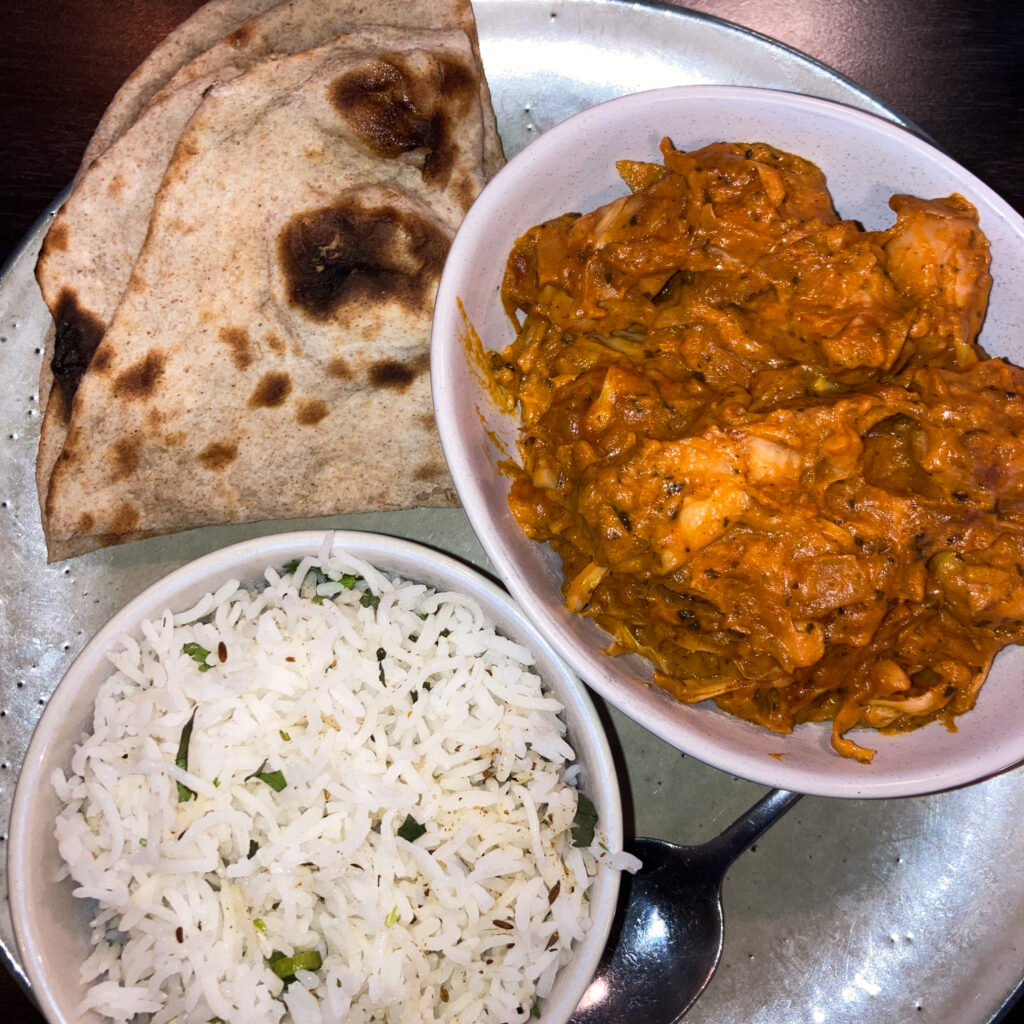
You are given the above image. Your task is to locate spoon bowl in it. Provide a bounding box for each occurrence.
[572,789,802,1024]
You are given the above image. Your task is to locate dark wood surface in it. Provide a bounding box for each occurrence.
[3,0,1024,263]
[2,1,1023,1022]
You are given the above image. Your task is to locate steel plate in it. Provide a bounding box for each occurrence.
[1,1,1021,1022]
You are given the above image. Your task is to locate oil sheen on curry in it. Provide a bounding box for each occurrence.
[485,137,1024,762]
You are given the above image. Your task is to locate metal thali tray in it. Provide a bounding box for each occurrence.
[1,1,1022,1021]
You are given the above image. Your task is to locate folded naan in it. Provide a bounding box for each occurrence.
[44,28,486,552]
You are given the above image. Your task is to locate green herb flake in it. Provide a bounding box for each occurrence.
[279,730,291,742]
[253,917,267,932]
[377,647,386,684]
[282,559,301,574]
[571,792,598,847]
[257,769,287,792]
[175,710,198,803]
[397,813,427,843]
[182,642,212,672]
[360,591,380,611]
[339,574,360,589]
[385,905,400,927]
[245,759,287,792]
[267,949,322,985]
[247,839,259,860]
[138,838,148,847]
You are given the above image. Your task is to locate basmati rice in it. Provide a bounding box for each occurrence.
[53,542,629,1024]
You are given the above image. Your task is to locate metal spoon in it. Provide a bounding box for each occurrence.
[571,787,803,1024]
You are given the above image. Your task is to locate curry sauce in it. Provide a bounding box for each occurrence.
[488,138,1024,762]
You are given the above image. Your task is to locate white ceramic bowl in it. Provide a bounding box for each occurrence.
[432,85,1024,799]
[9,530,623,1024]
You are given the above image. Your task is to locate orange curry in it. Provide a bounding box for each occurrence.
[488,138,1024,761]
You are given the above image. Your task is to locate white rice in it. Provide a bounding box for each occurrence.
[53,541,636,1024]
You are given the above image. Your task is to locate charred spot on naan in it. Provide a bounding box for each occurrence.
[327,356,352,380]
[226,21,255,49]
[219,325,253,370]
[43,383,72,430]
[110,503,141,534]
[198,441,239,471]
[248,370,292,408]
[42,221,69,253]
[73,503,140,538]
[106,173,127,200]
[91,347,113,375]
[112,350,167,399]
[414,460,447,482]
[108,438,141,482]
[330,51,476,187]
[369,352,430,390]
[278,195,449,323]
[50,290,106,406]
[295,398,330,425]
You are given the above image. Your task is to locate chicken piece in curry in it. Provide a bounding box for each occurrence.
[488,138,1024,762]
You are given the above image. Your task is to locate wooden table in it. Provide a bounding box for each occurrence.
[2,1,1023,1022]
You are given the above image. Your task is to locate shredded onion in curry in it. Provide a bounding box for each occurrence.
[486,137,1024,762]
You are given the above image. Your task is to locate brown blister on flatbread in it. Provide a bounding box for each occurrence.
[277,192,451,322]
[330,52,478,187]
[219,326,254,369]
[108,438,142,482]
[48,290,107,412]
[198,441,240,470]
[248,371,293,408]
[369,354,432,390]
[43,31,480,553]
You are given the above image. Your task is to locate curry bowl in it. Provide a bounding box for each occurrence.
[431,85,1024,799]
[8,531,624,1024]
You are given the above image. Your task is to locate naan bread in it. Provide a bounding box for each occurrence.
[38,0,504,559]
[44,29,486,553]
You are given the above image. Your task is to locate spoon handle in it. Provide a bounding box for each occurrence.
[702,788,802,866]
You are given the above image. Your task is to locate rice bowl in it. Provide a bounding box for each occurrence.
[9,531,626,1024]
